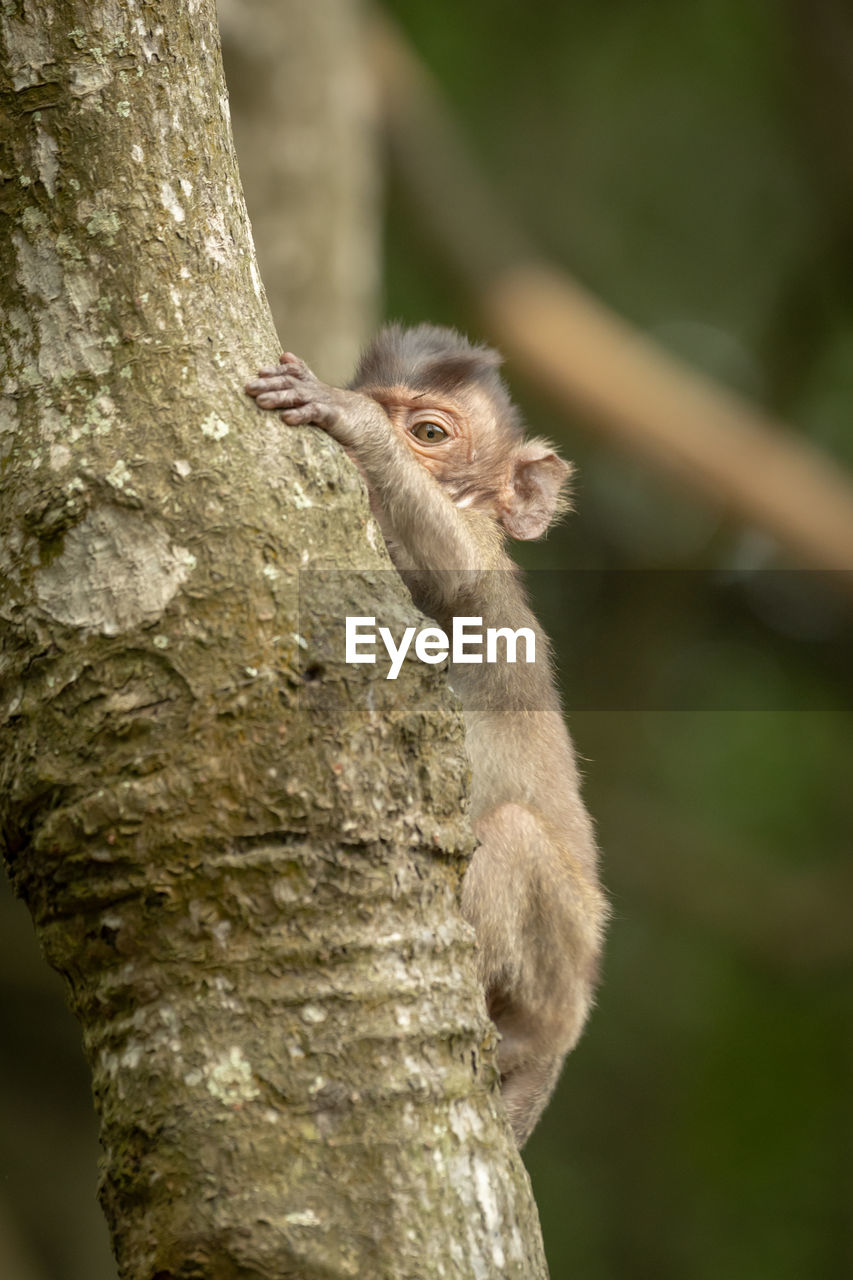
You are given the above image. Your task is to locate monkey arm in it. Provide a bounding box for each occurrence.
[246,355,495,605]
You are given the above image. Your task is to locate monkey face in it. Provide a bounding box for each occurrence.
[361,382,569,539]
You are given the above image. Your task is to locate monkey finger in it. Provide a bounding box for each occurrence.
[247,373,296,391]
[246,376,289,395]
[278,355,319,382]
[254,387,308,409]
[279,405,320,427]
[277,366,314,385]
[279,351,310,371]
[246,379,307,402]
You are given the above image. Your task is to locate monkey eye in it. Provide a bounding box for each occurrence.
[411,421,450,444]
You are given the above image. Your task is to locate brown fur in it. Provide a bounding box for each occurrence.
[246,324,607,1146]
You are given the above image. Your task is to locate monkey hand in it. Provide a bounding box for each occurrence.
[245,354,387,450]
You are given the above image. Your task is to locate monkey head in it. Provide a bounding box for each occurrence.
[350,324,572,540]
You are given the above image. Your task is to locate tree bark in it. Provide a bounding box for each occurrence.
[217,0,379,384]
[0,2,548,1278]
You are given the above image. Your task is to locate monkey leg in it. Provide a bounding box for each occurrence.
[461,802,605,1145]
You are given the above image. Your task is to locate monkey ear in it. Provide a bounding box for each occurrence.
[500,444,572,540]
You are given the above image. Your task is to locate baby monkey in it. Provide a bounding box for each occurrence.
[246,324,607,1146]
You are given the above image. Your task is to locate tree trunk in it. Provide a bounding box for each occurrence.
[0,3,549,1278]
[218,0,379,383]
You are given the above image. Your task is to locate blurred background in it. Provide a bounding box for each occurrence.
[2,1,851,1276]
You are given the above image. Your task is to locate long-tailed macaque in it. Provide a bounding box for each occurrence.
[246,324,607,1145]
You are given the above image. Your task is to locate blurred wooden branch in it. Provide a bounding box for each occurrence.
[370,16,853,583]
